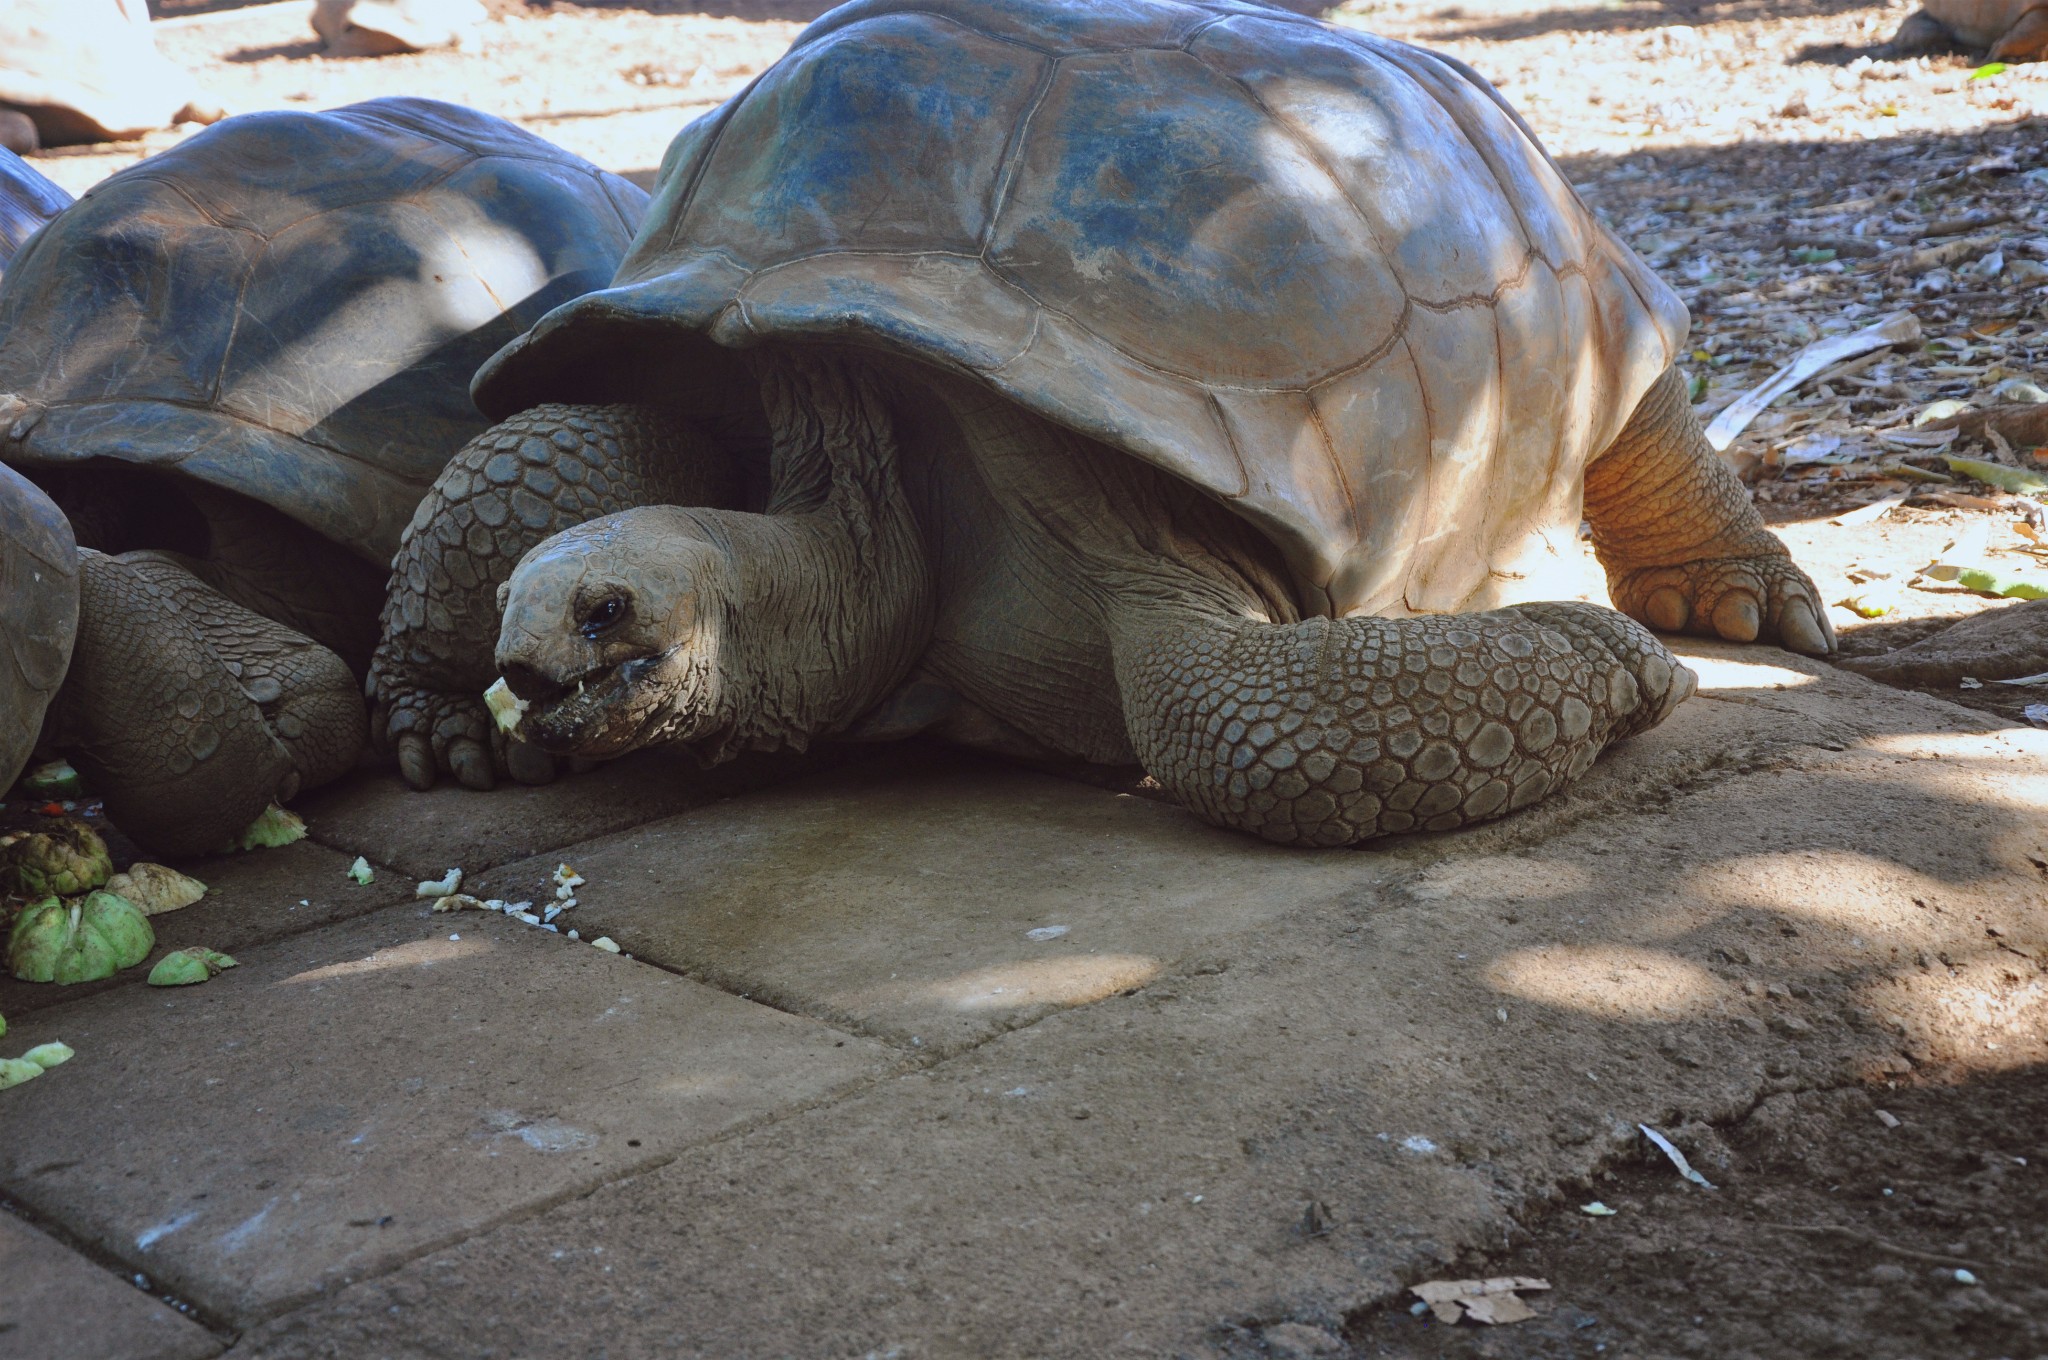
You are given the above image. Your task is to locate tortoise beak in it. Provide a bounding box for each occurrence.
[509,649,681,756]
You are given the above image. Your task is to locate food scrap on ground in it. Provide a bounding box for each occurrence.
[234,805,307,851]
[0,1040,73,1091]
[416,868,464,898]
[7,890,154,984]
[104,863,207,915]
[146,947,237,987]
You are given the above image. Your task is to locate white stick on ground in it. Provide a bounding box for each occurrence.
[1703,310,1922,452]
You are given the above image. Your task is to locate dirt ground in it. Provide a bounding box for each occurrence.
[8,2,2046,1357]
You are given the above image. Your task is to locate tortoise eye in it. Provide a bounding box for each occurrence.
[579,596,626,638]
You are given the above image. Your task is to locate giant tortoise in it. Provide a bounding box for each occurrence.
[371,0,1834,846]
[0,98,648,852]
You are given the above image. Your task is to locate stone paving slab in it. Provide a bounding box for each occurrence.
[0,1211,221,1360]
[225,649,2048,1357]
[456,642,2006,1056]
[465,751,1388,1054]
[299,747,850,880]
[0,841,411,1019]
[0,901,895,1327]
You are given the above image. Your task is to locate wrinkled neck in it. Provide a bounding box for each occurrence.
[687,353,933,759]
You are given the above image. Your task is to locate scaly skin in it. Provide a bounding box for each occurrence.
[58,551,298,855]
[1584,367,1834,656]
[496,357,934,767]
[1112,599,1691,846]
[370,403,738,790]
[120,552,365,795]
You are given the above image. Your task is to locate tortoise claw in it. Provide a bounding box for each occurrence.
[447,738,496,792]
[505,739,557,787]
[1710,591,1760,644]
[1644,586,1690,633]
[1777,597,1833,657]
[397,733,437,792]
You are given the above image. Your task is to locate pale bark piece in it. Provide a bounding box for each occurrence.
[0,0,222,147]
[312,0,490,57]
[1412,1276,1552,1324]
[1703,312,1922,452]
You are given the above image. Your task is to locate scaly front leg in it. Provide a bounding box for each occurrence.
[1112,598,1694,846]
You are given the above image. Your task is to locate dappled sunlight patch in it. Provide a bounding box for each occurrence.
[1855,949,2048,1075]
[885,954,1164,1013]
[1486,944,1731,1020]
[1676,652,1817,694]
[653,1071,744,1100]
[1867,729,2048,770]
[277,935,491,986]
[1684,850,1961,942]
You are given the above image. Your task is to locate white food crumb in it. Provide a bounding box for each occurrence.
[516,912,540,926]
[416,868,463,898]
[591,936,621,954]
[567,930,579,941]
[1025,925,1069,941]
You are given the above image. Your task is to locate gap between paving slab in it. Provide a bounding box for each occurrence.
[463,750,1403,1056]
[0,898,897,1329]
[223,650,2048,1357]
[0,1210,221,1360]
[298,746,857,881]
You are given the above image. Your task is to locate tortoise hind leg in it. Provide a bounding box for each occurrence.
[57,553,298,855]
[120,552,366,795]
[1108,596,1693,846]
[1584,366,1834,656]
[1989,6,2048,60]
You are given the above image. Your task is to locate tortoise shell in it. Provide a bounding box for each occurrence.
[0,462,78,790]
[0,147,70,280]
[0,97,648,563]
[473,0,1687,618]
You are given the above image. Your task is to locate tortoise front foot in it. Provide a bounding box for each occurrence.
[370,668,557,792]
[1607,554,1834,657]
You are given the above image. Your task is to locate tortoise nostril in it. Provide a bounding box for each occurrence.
[498,662,566,705]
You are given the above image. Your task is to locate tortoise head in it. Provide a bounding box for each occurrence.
[494,506,737,759]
